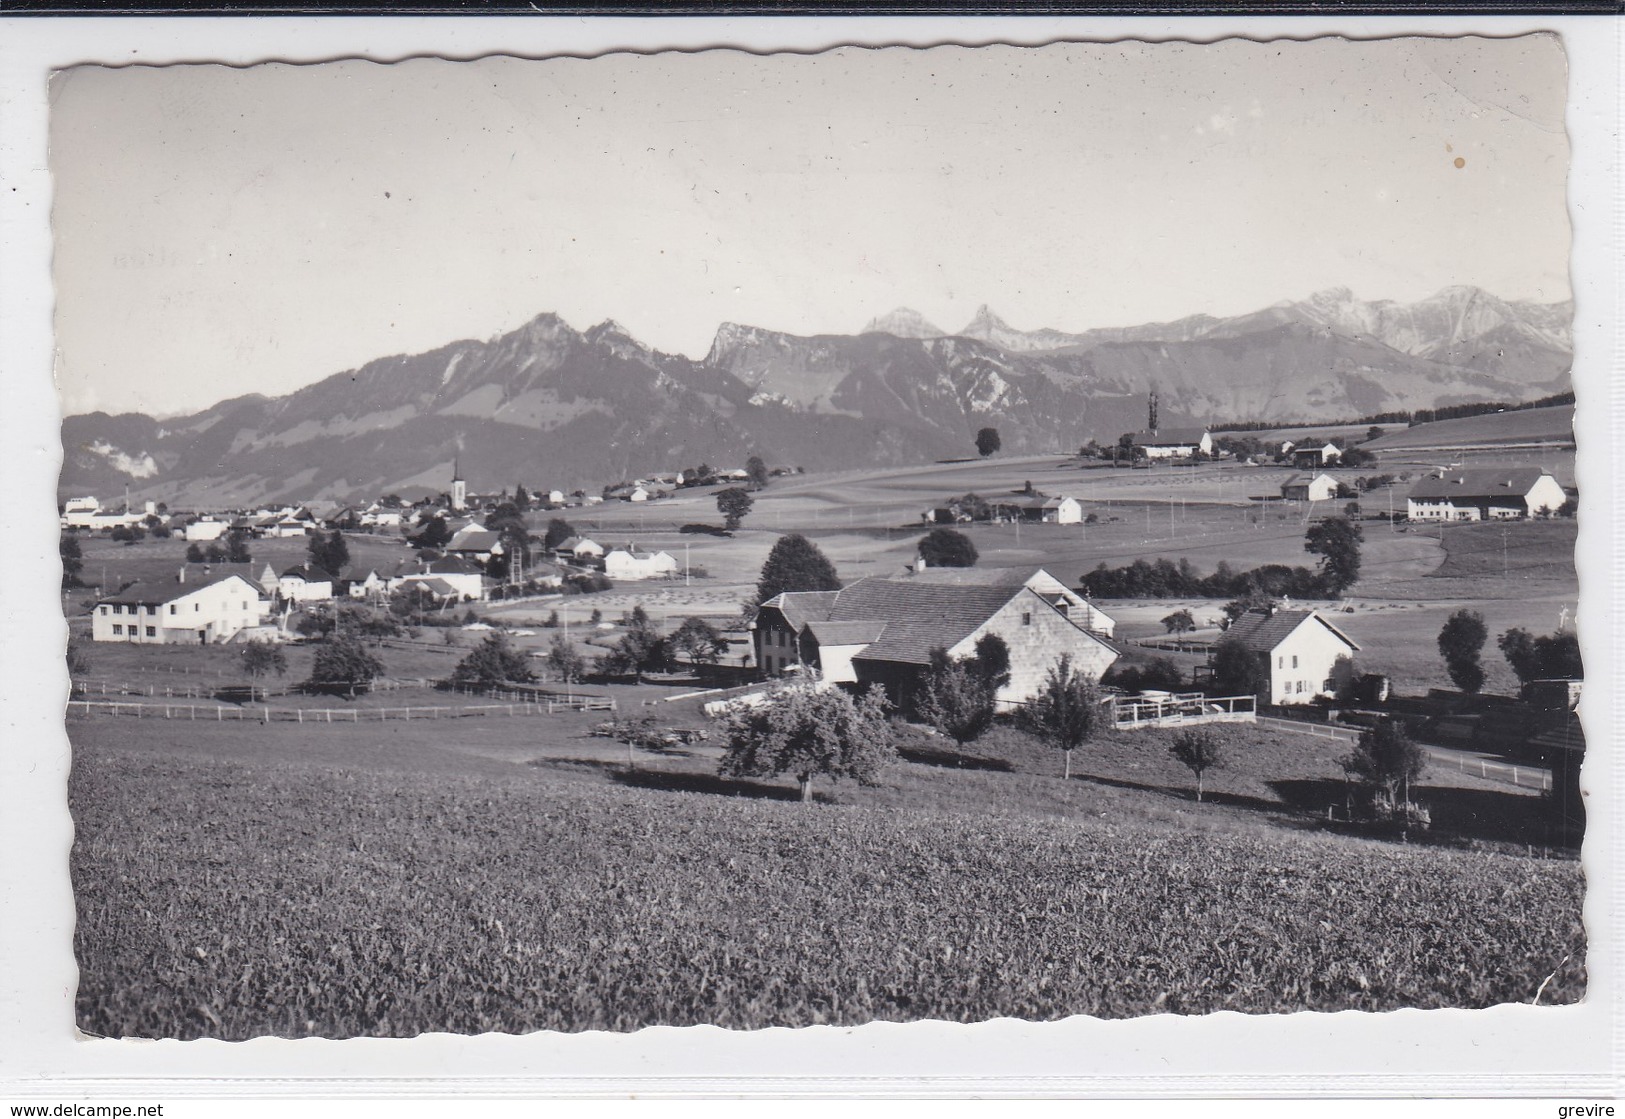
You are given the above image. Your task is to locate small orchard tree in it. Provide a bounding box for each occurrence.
[1437,608,1488,693]
[240,639,287,702]
[1022,654,1103,780]
[545,635,588,684]
[756,533,841,603]
[715,487,755,530]
[450,631,536,691]
[1342,717,1427,809]
[918,527,978,568]
[719,681,896,802]
[915,650,998,746]
[1169,726,1228,802]
[1161,609,1197,635]
[670,616,728,667]
[603,611,670,682]
[974,426,1002,458]
[1304,515,1364,595]
[306,636,384,698]
[745,455,770,490]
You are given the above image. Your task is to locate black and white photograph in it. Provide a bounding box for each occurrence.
[11,18,1615,1088]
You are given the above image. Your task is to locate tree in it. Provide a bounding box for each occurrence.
[975,427,1002,458]
[715,487,755,530]
[1169,727,1228,802]
[543,518,577,550]
[916,651,998,746]
[670,616,728,667]
[226,527,253,565]
[308,529,350,577]
[240,639,288,702]
[745,455,770,490]
[602,610,670,682]
[306,636,384,697]
[185,542,206,564]
[451,631,536,691]
[1498,627,1583,684]
[66,640,91,677]
[1022,654,1103,780]
[1366,425,1384,443]
[60,534,83,588]
[545,635,588,685]
[1210,637,1269,698]
[1437,609,1488,693]
[1342,717,1427,807]
[755,534,842,604]
[204,543,227,564]
[411,516,453,550]
[487,502,532,567]
[1161,609,1197,635]
[1304,515,1363,594]
[513,484,529,508]
[918,527,978,568]
[719,681,896,802]
[972,632,1011,689]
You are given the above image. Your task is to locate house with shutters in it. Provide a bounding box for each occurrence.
[752,567,1119,710]
[1405,467,1568,522]
[91,572,267,644]
[1214,606,1360,705]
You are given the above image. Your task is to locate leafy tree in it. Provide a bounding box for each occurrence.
[204,543,227,564]
[65,640,91,677]
[513,484,529,508]
[185,542,206,564]
[60,534,84,588]
[1102,656,1186,694]
[451,631,536,690]
[1437,609,1488,693]
[308,529,350,577]
[602,610,670,682]
[487,501,532,566]
[1161,609,1196,635]
[240,639,288,702]
[1169,726,1228,802]
[306,636,384,697]
[226,528,253,565]
[545,635,588,684]
[1342,717,1427,807]
[715,487,755,530]
[745,455,770,490]
[972,632,1011,689]
[670,616,728,667]
[1498,627,1583,684]
[589,608,603,625]
[1366,425,1384,443]
[719,681,896,802]
[755,533,841,604]
[1304,515,1363,594]
[974,426,1002,457]
[1022,654,1103,780]
[543,518,577,550]
[918,527,978,568]
[916,650,998,746]
[1210,637,1269,697]
[411,516,453,550]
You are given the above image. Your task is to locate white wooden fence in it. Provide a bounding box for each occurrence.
[66,696,615,722]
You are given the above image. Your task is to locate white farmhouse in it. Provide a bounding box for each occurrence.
[92,572,267,645]
[184,519,231,542]
[1279,473,1339,503]
[1218,607,1359,706]
[1406,468,1568,522]
[1127,427,1213,459]
[908,566,1116,637]
[604,548,680,581]
[277,565,335,603]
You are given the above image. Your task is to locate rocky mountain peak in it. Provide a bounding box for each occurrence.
[860,307,945,339]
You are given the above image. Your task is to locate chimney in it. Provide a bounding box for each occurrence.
[914,556,927,574]
[178,566,186,584]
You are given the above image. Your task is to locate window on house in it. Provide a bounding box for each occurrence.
[98,606,108,615]
[1022,612,1032,626]
[146,626,156,637]
[112,624,122,635]
[1292,655,1299,669]
[194,603,200,611]
[169,605,176,615]
[1277,655,1283,669]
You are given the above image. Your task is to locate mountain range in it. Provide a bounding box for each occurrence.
[60,286,1572,507]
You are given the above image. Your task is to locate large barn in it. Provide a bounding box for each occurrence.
[1406,468,1568,522]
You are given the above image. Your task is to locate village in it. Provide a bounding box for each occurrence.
[61,399,1584,850]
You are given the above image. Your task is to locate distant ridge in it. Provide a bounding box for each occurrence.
[62,285,1572,507]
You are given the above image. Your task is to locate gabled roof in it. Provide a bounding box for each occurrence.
[447,530,503,552]
[906,566,1049,588]
[99,572,259,606]
[805,620,889,646]
[1409,467,1556,501]
[759,591,840,631]
[426,556,481,575]
[280,565,334,582]
[417,577,459,597]
[1223,608,1360,654]
[1280,472,1336,489]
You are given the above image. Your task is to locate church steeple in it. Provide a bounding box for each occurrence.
[451,456,467,512]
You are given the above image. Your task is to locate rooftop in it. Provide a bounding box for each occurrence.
[1223,608,1360,654]
[1409,467,1557,501]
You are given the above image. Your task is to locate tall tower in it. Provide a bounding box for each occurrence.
[451,457,467,512]
[1148,391,1159,436]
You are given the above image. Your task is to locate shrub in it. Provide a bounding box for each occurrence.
[918,528,977,568]
[1169,727,1229,802]
[450,632,535,691]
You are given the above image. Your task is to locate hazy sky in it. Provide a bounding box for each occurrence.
[50,34,1570,417]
